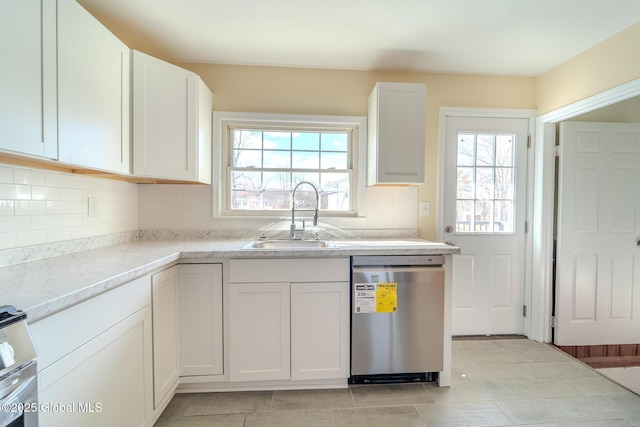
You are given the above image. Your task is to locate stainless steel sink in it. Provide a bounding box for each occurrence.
[243,239,332,249]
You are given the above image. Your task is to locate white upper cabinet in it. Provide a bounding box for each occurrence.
[57,0,130,174]
[0,0,57,159]
[132,50,213,183]
[368,82,426,185]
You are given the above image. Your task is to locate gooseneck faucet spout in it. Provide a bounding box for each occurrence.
[290,181,319,240]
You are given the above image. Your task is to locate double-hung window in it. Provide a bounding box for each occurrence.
[213,112,366,217]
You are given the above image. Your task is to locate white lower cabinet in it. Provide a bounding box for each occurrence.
[229,258,350,384]
[30,276,153,427]
[151,266,180,412]
[178,264,223,377]
[290,282,350,381]
[229,282,291,382]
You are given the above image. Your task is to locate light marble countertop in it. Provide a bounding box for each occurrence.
[0,238,459,323]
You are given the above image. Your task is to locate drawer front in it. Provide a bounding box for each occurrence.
[229,258,349,283]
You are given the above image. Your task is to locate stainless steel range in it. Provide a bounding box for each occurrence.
[0,306,38,427]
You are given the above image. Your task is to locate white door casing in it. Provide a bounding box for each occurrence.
[443,115,530,336]
[555,121,640,346]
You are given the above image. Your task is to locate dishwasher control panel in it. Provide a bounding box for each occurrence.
[351,255,444,266]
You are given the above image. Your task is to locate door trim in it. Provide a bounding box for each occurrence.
[437,107,536,336]
[532,78,640,343]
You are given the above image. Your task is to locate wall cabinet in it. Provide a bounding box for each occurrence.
[0,0,57,159]
[132,50,213,183]
[229,258,350,383]
[178,264,223,377]
[151,266,180,411]
[30,276,153,427]
[368,82,426,185]
[57,0,130,174]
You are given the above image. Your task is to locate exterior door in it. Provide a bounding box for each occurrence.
[443,116,529,335]
[555,122,640,346]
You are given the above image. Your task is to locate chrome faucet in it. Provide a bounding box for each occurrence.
[290,181,319,240]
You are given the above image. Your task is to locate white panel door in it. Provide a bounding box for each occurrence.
[555,122,640,346]
[443,116,529,335]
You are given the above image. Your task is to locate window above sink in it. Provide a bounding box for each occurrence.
[212,112,367,219]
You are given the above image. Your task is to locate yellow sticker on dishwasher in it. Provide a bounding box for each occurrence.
[376,282,397,313]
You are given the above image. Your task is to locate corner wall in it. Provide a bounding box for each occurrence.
[537,21,640,115]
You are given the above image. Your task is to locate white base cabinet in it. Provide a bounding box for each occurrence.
[30,276,153,427]
[229,282,291,382]
[151,266,180,412]
[229,258,350,384]
[178,264,223,378]
[132,50,213,183]
[0,0,57,159]
[291,282,350,381]
[368,82,426,185]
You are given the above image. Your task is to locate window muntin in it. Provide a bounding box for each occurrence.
[228,128,353,213]
[455,132,516,233]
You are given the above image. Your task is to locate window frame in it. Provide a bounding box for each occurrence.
[212,112,367,218]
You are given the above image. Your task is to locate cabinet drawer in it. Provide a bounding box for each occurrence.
[229,258,349,283]
[30,275,151,370]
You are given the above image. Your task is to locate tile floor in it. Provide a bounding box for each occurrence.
[155,339,640,426]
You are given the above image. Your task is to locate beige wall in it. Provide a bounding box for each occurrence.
[537,21,640,115]
[179,63,536,239]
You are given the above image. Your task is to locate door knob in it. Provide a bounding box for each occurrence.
[445,225,453,233]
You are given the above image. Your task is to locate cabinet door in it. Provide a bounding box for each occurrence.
[38,307,152,427]
[178,264,223,377]
[0,0,57,159]
[368,82,426,185]
[132,50,199,181]
[291,282,350,380]
[229,282,290,382]
[151,266,179,409]
[57,0,130,174]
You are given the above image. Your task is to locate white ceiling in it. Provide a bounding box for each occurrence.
[78,0,640,76]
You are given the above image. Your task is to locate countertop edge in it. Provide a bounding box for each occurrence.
[1,239,459,323]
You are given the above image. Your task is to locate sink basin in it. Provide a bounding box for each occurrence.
[243,239,332,249]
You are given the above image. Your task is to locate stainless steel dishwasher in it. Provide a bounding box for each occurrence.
[350,255,444,383]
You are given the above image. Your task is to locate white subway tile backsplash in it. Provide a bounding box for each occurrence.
[0,183,32,200]
[0,200,15,216]
[15,201,46,216]
[13,169,45,186]
[0,162,139,251]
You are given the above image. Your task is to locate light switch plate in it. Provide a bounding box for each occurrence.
[419,201,431,217]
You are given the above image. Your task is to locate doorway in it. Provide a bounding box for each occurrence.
[439,109,535,336]
[531,78,640,343]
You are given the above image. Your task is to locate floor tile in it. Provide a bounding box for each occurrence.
[271,388,353,410]
[415,401,513,427]
[154,339,640,427]
[184,391,273,416]
[334,405,424,427]
[244,408,335,426]
[350,383,433,406]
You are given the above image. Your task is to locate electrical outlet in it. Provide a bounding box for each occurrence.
[88,197,99,217]
[419,201,431,217]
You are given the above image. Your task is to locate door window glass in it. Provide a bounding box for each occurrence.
[455,132,516,233]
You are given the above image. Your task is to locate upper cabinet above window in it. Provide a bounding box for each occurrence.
[132,50,213,184]
[367,82,427,185]
[0,0,58,159]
